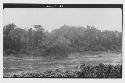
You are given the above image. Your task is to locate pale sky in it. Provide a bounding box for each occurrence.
[3,8,122,32]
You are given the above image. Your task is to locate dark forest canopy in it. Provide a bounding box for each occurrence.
[3,23,122,57]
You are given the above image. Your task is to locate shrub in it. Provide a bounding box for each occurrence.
[3,63,122,78]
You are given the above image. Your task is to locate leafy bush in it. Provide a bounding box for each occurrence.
[3,64,122,78]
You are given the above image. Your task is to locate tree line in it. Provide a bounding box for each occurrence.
[3,23,122,57]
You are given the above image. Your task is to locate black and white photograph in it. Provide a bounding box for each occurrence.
[3,4,123,78]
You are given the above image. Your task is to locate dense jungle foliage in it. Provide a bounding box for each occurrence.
[3,23,122,57]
